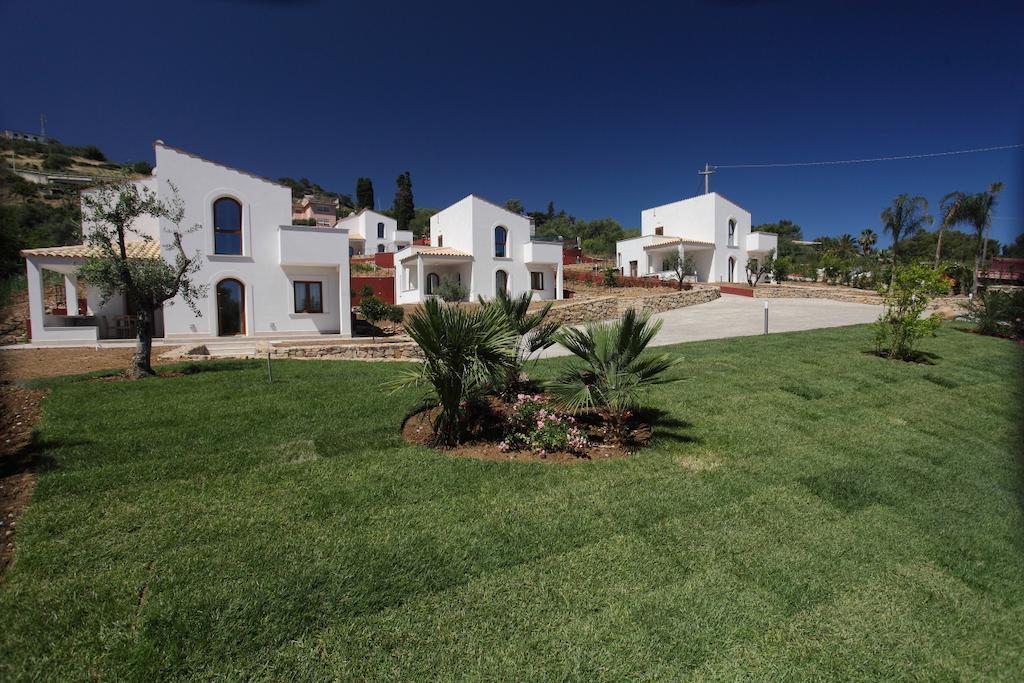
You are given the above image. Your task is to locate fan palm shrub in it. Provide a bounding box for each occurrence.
[386,298,517,447]
[547,308,680,443]
[478,288,561,395]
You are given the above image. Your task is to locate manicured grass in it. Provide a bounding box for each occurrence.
[2,324,1023,679]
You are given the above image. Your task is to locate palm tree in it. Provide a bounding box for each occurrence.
[881,194,932,266]
[548,308,680,444]
[478,288,560,394]
[835,234,858,259]
[386,298,517,447]
[858,229,877,256]
[960,182,1004,296]
[935,191,966,268]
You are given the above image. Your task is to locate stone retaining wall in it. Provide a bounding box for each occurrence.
[752,284,881,304]
[272,342,422,361]
[546,286,720,324]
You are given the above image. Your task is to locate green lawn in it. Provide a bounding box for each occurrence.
[2,324,1023,680]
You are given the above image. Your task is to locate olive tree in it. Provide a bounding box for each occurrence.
[78,181,205,378]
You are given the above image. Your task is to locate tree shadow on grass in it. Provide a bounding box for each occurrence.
[862,350,941,365]
[635,407,701,446]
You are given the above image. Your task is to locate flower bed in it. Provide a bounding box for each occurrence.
[401,393,650,462]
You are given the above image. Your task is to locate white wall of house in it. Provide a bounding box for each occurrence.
[616,192,776,284]
[153,143,351,337]
[394,195,562,304]
[336,209,413,255]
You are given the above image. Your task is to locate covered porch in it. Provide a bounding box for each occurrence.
[396,246,474,304]
[21,242,165,344]
[642,237,715,283]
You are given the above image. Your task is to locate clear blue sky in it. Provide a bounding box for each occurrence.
[2,0,1022,246]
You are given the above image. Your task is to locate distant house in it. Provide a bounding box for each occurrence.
[21,141,353,343]
[394,195,564,304]
[2,129,48,143]
[980,256,1024,284]
[292,193,338,227]
[615,192,777,283]
[336,208,413,256]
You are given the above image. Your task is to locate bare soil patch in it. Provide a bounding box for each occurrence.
[401,399,650,463]
[0,347,173,382]
[0,381,45,576]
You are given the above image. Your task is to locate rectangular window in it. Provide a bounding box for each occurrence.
[655,226,664,235]
[377,222,385,239]
[293,281,323,313]
[530,272,544,290]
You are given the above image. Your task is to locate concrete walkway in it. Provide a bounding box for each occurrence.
[538,294,883,358]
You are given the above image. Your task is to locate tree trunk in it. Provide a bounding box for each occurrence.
[972,254,981,298]
[129,305,156,379]
[933,226,944,268]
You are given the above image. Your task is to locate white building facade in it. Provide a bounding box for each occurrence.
[394,195,563,305]
[21,142,353,343]
[336,209,413,255]
[615,192,777,284]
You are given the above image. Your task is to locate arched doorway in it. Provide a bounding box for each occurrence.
[727,257,735,283]
[426,272,440,295]
[216,279,245,336]
[495,269,508,295]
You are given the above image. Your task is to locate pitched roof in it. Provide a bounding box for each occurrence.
[643,236,714,249]
[21,241,161,259]
[397,246,472,261]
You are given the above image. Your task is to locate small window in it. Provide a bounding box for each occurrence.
[438,235,443,247]
[213,197,242,255]
[495,269,508,294]
[655,226,664,236]
[728,219,736,246]
[377,222,385,239]
[377,244,386,253]
[293,281,323,313]
[494,226,507,258]
[530,272,544,290]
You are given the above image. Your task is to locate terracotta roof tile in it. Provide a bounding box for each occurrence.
[21,240,161,259]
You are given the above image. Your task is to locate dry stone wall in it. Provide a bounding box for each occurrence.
[752,284,881,304]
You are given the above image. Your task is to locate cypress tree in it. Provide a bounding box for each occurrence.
[356,177,375,210]
[393,171,415,231]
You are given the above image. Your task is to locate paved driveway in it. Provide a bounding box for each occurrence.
[538,294,883,357]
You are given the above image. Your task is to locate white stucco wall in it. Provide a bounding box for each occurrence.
[153,143,351,337]
[337,209,413,254]
[616,192,776,283]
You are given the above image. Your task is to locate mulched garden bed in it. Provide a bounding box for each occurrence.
[401,397,651,463]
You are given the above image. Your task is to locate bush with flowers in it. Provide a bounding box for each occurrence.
[499,393,589,456]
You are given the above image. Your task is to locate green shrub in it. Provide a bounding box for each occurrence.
[433,278,467,302]
[385,298,517,446]
[500,393,588,456]
[81,145,106,161]
[771,255,791,283]
[873,264,950,360]
[967,289,1024,339]
[130,161,153,175]
[602,268,619,287]
[386,304,405,328]
[42,153,72,171]
[548,308,680,443]
[358,295,390,340]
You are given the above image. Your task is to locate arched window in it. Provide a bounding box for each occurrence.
[437,235,443,247]
[494,226,508,257]
[216,279,245,336]
[727,256,736,283]
[377,244,386,253]
[495,269,508,294]
[377,222,385,239]
[728,219,736,247]
[426,273,440,295]
[213,198,242,255]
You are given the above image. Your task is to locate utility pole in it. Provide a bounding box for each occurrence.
[698,163,714,194]
[39,113,46,139]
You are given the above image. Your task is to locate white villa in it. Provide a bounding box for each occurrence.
[393,195,564,305]
[21,141,353,343]
[336,208,413,255]
[615,192,777,284]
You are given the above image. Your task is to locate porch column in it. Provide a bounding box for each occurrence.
[25,258,46,342]
[555,261,563,300]
[63,274,79,315]
[416,255,425,298]
[678,245,685,281]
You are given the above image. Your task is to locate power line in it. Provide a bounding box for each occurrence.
[713,143,1024,170]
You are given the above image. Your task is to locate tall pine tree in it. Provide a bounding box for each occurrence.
[355,177,375,210]
[393,171,415,231]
